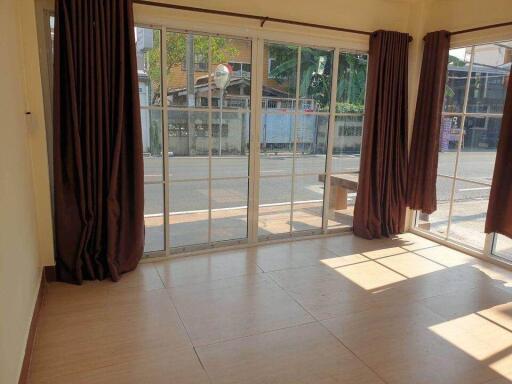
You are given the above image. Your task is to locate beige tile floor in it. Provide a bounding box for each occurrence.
[29,232,512,383]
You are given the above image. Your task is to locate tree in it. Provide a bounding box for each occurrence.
[336,53,368,109]
[145,32,239,104]
[268,47,368,112]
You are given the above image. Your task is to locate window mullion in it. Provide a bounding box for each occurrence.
[290,46,301,234]
[161,27,170,254]
[323,48,340,231]
[446,45,476,239]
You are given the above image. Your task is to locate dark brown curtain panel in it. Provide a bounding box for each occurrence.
[353,30,409,239]
[53,0,144,284]
[485,67,512,238]
[406,31,450,214]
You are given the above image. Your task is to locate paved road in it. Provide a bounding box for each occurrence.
[143,151,496,215]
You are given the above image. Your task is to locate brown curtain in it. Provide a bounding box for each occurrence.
[406,31,450,214]
[485,67,512,238]
[353,30,409,239]
[53,0,144,284]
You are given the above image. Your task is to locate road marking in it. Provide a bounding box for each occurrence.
[144,199,326,217]
[458,187,491,192]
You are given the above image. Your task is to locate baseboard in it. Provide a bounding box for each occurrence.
[44,265,56,282]
[18,269,47,384]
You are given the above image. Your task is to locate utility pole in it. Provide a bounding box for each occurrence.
[186,34,195,155]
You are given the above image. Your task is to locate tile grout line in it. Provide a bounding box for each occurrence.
[192,346,213,384]
[318,321,391,384]
[264,270,325,322]
[192,320,319,349]
[266,263,390,383]
[158,276,213,382]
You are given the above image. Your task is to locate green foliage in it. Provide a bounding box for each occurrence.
[337,53,367,107]
[335,102,365,114]
[448,54,466,67]
[144,32,239,102]
[268,46,367,111]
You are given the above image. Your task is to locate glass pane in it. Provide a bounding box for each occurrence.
[444,48,471,113]
[438,115,462,176]
[416,121,459,237]
[258,176,292,237]
[141,109,163,182]
[456,116,501,182]
[144,184,164,252]
[337,52,368,110]
[168,110,209,180]
[415,176,452,238]
[136,27,161,106]
[260,113,295,175]
[292,175,324,231]
[325,173,358,230]
[210,37,251,110]
[211,179,248,242]
[167,32,210,108]
[332,115,363,173]
[494,234,512,260]
[467,43,512,114]
[294,114,328,174]
[448,180,489,250]
[299,48,333,112]
[211,111,250,178]
[169,180,209,248]
[263,43,298,104]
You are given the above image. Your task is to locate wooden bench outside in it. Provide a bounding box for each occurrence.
[318,173,359,210]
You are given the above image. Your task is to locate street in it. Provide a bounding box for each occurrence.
[143,151,496,215]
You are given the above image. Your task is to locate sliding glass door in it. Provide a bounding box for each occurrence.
[136,26,252,253]
[258,43,368,239]
[415,41,512,253]
[134,24,369,255]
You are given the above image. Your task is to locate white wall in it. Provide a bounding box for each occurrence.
[0,0,43,383]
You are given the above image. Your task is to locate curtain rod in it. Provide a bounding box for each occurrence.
[134,0,391,38]
[450,21,512,36]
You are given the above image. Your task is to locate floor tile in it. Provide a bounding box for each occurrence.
[376,252,446,278]
[31,288,191,381]
[155,248,261,288]
[422,283,512,320]
[196,322,385,384]
[168,274,314,346]
[252,239,338,272]
[29,344,209,384]
[334,260,406,291]
[269,265,376,320]
[323,304,500,384]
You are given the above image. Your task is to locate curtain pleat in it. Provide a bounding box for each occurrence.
[353,30,409,239]
[485,66,512,239]
[53,0,144,284]
[406,31,450,214]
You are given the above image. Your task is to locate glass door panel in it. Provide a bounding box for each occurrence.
[169,180,209,248]
[211,179,248,242]
[327,52,368,229]
[144,184,164,252]
[494,235,512,260]
[165,31,251,251]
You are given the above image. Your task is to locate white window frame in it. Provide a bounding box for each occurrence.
[411,39,512,266]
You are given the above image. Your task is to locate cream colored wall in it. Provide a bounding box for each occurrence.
[0,0,44,383]
[148,0,416,32]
